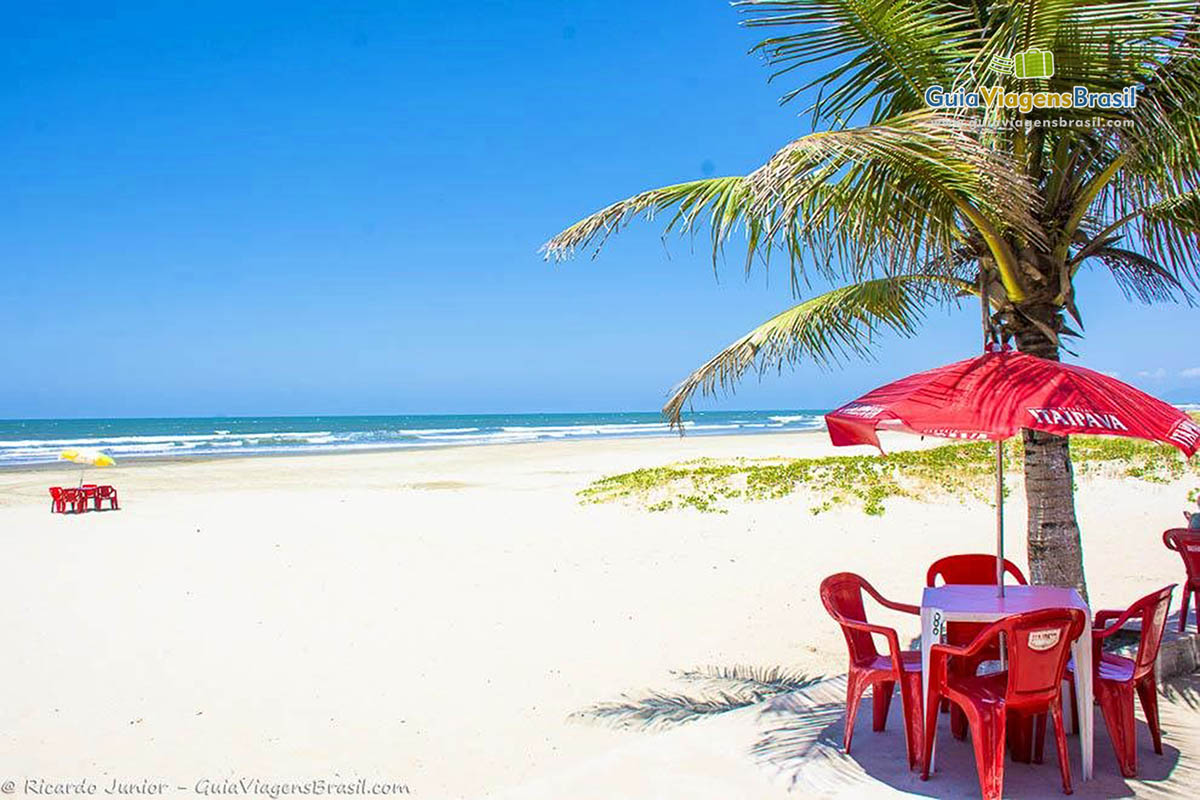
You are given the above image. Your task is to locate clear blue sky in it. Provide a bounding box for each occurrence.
[2,1,1196,418]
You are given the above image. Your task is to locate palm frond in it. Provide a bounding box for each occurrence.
[545,114,1035,298]
[1096,174,1200,290]
[744,111,1038,293]
[662,274,972,425]
[736,0,979,122]
[1087,245,1194,304]
[541,176,758,267]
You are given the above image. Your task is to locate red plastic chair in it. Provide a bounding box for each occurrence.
[60,488,87,514]
[820,572,924,769]
[926,553,1028,589]
[1066,585,1175,778]
[922,607,1085,800]
[48,487,66,513]
[80,484,98,511]
[1164,529,1200,633]
[96,485,119,510]
[926,554,1029,739]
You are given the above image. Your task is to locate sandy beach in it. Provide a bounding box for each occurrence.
[0,431,1193,798]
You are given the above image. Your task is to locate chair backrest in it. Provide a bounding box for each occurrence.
[48,487,62,499]
[819,572,880,666]
[1164,529,1200,584]
[926,553,1028,587]
[98,485,115,497]
[994,608,1086,703]
[1121,585,1176,680]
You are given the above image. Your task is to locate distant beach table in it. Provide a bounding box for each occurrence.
[921,584,1094,780]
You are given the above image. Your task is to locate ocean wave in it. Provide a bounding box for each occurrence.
[0,412,830,466]
[0,431,332,448]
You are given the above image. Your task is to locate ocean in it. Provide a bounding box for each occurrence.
[0,411,830,467]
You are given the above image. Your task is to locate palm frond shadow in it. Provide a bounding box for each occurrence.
[572,665,822,731]
[1161,673,1200,711]
[751,691,849,791]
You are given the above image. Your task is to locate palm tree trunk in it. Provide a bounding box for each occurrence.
[1011,315,1089,601]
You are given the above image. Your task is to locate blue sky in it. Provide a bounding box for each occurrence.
[2,1,1197,418]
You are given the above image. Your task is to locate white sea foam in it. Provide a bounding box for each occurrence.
[0,413,830,465]
[769,414,820,424]
[0,431,332,448]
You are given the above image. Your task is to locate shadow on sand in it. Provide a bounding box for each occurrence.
[751,672,1200,798]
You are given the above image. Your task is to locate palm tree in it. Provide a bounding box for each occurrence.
[544,1,1200,597]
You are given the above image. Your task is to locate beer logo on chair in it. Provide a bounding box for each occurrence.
[1028,628,1061,651]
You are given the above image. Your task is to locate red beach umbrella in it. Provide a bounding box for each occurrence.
[825,347,1200,593]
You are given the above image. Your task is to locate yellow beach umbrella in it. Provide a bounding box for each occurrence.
[60,449,116,467]
[60,448,115,485]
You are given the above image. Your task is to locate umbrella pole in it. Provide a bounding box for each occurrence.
[995,440,1005,598]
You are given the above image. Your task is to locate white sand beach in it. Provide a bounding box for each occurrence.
[0,432,1194,798]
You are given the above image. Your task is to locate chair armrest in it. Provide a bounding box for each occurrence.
[948,616,1009,658]
[860,581,920,615]
[1164,529,1181,552]
[928,641,974,690]
[838,618,900,640]
[1092,609,1126,629]
[1092,608,1135,640]
[837,618,907,673]
[930,641,971,660]
[879,598,921,615]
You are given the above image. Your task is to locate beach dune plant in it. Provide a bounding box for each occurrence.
[545,1,1200,597]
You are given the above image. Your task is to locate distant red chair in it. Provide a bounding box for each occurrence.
[48,487,66,513]
[96,485,119,510]
[1164,529,1200,633]
[1066,585,1175,778]
[60,487,87,514]
[926,554,1028,739]
[922,607,1086,800]
[820,572,924,770]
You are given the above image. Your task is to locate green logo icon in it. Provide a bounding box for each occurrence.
[990,49,1055,79]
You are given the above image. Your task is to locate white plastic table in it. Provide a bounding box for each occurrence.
[920,584,1094,780]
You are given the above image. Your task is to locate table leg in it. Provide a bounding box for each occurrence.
[1071,631,1094,781]
[921,606,934,773]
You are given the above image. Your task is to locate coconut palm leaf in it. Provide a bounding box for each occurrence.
[1085,245,1193,304]
[736,0,978,121]
[541,175,767,272]
[744,111,1036,295]
[662,274,974,425]
[1096,175,1200,289]
[546,113,1035,299]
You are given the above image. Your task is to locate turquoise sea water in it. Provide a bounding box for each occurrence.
[0,411,831,466]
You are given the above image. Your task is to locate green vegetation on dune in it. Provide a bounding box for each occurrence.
[581,432,1200,516]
